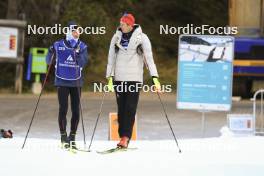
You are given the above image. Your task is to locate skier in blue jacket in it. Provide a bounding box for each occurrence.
[46,21,88,150]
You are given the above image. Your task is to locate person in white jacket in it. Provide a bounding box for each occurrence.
[106,13,161,148]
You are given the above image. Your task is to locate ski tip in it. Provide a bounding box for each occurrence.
[96,147,137,154]
[72,149,91,153]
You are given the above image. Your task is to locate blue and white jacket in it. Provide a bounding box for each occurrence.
[46,39,88,87]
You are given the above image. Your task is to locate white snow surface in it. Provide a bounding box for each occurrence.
[1,136,264,176]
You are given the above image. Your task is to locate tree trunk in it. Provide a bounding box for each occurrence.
[6,0,19,19]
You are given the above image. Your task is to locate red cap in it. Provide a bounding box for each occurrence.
[120,13,135,27]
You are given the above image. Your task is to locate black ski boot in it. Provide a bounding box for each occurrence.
[68,132,78,151]
[60,132,69,149]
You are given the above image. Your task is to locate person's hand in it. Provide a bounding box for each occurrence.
[152,77,161,92]
[107,77,114,92]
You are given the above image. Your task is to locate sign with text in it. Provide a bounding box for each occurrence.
[177,35,234,111]
[0,27,18,58]
[227,114,253,132]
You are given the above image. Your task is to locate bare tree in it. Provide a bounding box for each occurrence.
[6,0,20,19]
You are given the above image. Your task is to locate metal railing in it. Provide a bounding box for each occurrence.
[253,89,264,135]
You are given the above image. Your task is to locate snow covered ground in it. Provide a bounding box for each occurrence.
[1,94,263,175]
[1,136,264,176]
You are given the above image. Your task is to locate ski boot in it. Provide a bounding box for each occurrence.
[60,132,69,149]
[117,136,130,148]
[68,132,78,152]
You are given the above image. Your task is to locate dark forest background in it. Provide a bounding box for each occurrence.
[0,0,228,92]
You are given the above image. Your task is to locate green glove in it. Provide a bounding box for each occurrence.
[152,77,161,91]
[107,77,114,92]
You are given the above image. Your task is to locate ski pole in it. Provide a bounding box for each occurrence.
[156,91,182,153]
[88,52,117,150]
[142,53,181,153]
[22,53,55,149]
[74,45,86,148]
[88,91,107,150]
[79,98,86,147]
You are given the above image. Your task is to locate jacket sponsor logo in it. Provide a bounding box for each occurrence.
[66,55,74,61]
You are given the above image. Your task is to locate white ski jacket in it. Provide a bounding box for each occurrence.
[106,25,159,82]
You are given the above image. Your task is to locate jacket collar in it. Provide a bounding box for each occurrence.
[115,24,142,51]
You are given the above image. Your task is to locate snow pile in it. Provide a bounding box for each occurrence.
[220,126,235,137]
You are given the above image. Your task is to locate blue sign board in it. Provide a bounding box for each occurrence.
[177,35,234,111]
